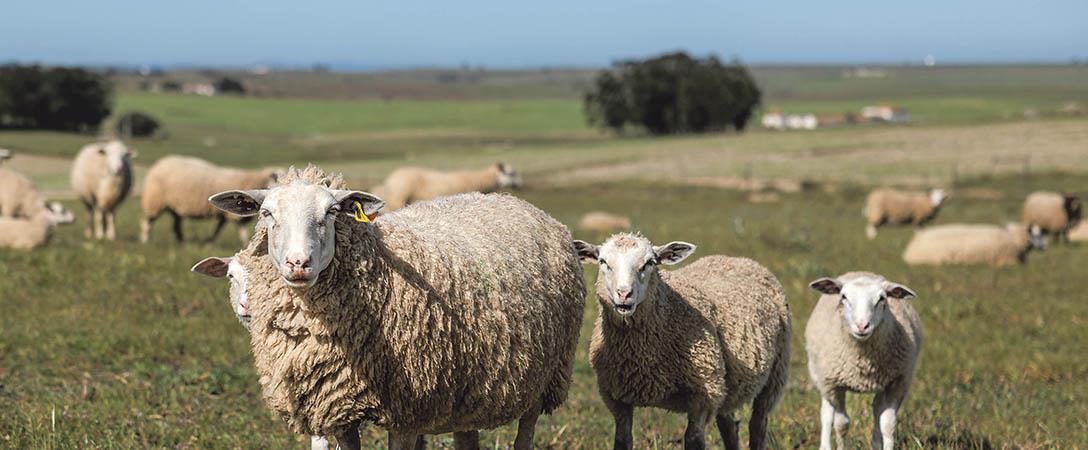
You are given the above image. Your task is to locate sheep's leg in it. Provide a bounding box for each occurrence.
[715,412,740,450]
[872,381,909,450]
[334,422,360,450]
[387,432,420,450]
[81,200,94,238]
[830,390,850,450]
[105,211,116,240]
[865,224,878,240]
[205,215,226,243]
[453,431,479,450]
[606,399,634,450]
[513,402,542,450]
[683,405,713,450]
[92,208,104,240]
[311,435,329,450]
[170,211,184,242]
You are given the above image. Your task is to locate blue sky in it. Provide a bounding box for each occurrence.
[3,0,1086,68]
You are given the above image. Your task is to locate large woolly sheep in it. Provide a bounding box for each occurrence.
[373,162,523,211]
[207,165,584,450]
[141,155,278,244]
[902,223,1046,267]
[805,272,920,450]
[0,202,75,250]
[864,188,947,239]
[572,234,791,450]
[1022,191,1082,243]
[70,140,135,240]
[0,167,50,218]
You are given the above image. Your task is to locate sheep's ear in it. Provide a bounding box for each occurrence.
[572,240,599,264]
[653,241,696,265]
[209,190,267,217]
[191,257,231,278]
[333,190,384,216]
[884,282,916,300]
[809,277,842,295]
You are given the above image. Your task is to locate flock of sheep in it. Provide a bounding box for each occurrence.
[0,141,1084,450]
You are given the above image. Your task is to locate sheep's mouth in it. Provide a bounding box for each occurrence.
[283,274,316,288]
[613,303,636,315]
[850,330,874,340]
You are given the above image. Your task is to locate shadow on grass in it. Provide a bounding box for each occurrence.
[922,430,996,450]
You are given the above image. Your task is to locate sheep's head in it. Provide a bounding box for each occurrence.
[573,234,695,317]
[1026,224,1047,251]
[809,273,916,341]
[495,162,523,189]
[1064,195,1082,223]
[45,201,75,225]
[191,256,251,327]
[96,140,135,175]
[209,180,383,289]
[929,188,948,207]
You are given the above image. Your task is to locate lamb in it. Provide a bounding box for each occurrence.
[805,272,920,450]
[0,167,49,218]
[572,234,791,450]
[70,140,135,240]
[372,162,523,211]
[0,202,75,250]
[902,223,1046,267]
[864,188,947,239]
[578,211,632,232]
[140,155,278,244]
[1022,191,1082,243]
[206,165,584,450]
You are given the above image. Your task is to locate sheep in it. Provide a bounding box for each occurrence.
[902,223,1046,267]
[372,162,523,211]
[805,272,920,450]
[70,140,135,240]
[0,201,75,250]
[1022,191,1082,244]
[1069,222,1088,242]
[578,211,632,232]
[572,233,791,450]
[864,188,947,239]
[0,167,49,218]
[140,155,278,244]
[0,148,11,162]
[206,165,584,450]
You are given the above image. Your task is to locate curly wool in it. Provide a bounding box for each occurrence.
[0,167,47,218]
[142,155,277,222]
[590,253,791,420]
[902,223,1032,266]
[240,168,585,437]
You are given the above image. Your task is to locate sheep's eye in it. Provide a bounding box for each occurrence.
[326,206,340,216]
[641,261,654,272]
[227,274,233,279]
[840,295,849,303]
[598,259,609,268]
[878,295,887,304]
[260,209,272,218]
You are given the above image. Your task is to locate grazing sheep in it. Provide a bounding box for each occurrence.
[1022,191,1082,243]
[373,162,523,211]
[1068,222,1088,242]
[140,155,278,244]
[0,202,75,250]
[208,165,584,450]
[805,272,920,450]
[864,188,947,239]
[572,234,791,450]
[902,223,1046,267]
[579,211,632,232]
[70,140,135,240]
[0,167,49,218]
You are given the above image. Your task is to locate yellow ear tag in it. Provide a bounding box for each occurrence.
[353,201,369,223]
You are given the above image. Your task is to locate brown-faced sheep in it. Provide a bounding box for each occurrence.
[208,166,583,450]
[864,188,947,239]
[1022,191,1082,243]
[70,140,135,240]
[0,202,74,250]
[573,234,791,450]
[806,272,920,450]
[578,211,632,232]
[902,223,1046,267]
[373,162,523,211]
[140,155,278,244]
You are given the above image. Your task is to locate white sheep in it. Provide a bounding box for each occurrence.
[578,211,632,232]
[902,223,1046,267]
[805,272,920,450]
[1069,222,1088,242]
[206,165,584,450]
[0,202,75,250]
[140,155,278,244]
[572,234,791,450]
[864,188,947,239]
[1022,191,1082,244]
[0,167,50,218]
[70,140,135,240]
[372,162,523,211]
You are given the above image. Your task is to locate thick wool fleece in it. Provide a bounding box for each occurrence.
[902,223,1031,266]
[0,167,46,218]
[590,253,791,419]
[865,189,941,227]
[70,144,133,211]
[143,155,276,221]
[805,272,922,396]
[1022,191,1080,234]
[240,167,585,437]
[0,211,56,250]
[376,165,504,211]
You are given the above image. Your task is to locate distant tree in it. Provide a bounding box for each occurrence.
[161,80,182,92]
[0,64,112,132]
[584,52,761,135]
[115,111,160,137]
[214,76,246,94]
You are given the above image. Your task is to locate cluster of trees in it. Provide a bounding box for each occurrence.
[115,111,160,137]
[584,52,761,135]
[0,64,113,132]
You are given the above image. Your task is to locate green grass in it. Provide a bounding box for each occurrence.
[1,172,1085,448]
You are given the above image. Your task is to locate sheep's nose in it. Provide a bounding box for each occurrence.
[284,255,311,270]
[856,322,871,333]
[616,289,632,303]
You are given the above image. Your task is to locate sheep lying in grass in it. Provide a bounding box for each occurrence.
[806,272,920,450]
[70,140,135,240]
[573,234,791,450]
[1022,191,1082,244]
[0,167,51,219]
[864,188,947,239]
[0,202,75,250]
[902,223,1046,267]
[141,155,279,244]
[207,165,584,450]
[579,211,632,232]
[372,162,523,211]
[1069,222,1088,242]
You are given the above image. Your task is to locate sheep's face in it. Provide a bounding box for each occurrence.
[809,275,916,341]
[45,202,74,225]
[209,182,383,289]
[191,256,251,327]
[97,141,134,175]
[1027,225,1047,251]
[574,235,695,317]
[496,163,523,189]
